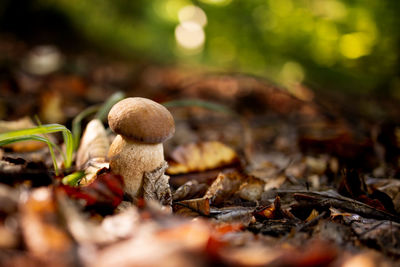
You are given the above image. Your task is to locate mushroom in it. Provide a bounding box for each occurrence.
[107,97,175,204]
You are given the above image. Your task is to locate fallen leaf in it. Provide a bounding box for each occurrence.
[204,170,265,205]
[59,168,124,214]
[172,180,209,201]
[167,141,240,175]
[213,207,255,225]
[254,196,287,220]
[76,119,109,170]
[204,171,243,206]
[305,209,319,222]
[173,198,210,216]
[238,176,265,201]
[143,161,172,205]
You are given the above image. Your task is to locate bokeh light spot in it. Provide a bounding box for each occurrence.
[339,32,372,59]
[312,0,348,20]
[153,0,191,22]
[280,61,305,87]
[178,5,207,27]
[199,0,232,6]
[175,21,205,51]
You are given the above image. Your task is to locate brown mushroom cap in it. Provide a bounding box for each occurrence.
[108,97,175,143]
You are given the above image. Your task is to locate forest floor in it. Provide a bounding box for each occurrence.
[1,36,400,266]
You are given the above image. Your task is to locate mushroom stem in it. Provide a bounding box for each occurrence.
[108,135,164,197]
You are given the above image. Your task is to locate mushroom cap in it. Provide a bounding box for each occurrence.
[108,97,175,143]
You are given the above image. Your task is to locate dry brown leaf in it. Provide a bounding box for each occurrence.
[173,197,210,216]
[238,176,265,201]
[172,180,209,201]
[143,161,172,206]
[204,170,265,205]
[204,171,243,206]
[305,209,319,222]
[167,141,239,175]
[213,207,255,225]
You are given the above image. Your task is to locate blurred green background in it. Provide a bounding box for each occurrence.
[1,0,399,96]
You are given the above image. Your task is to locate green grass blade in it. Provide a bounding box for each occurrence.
[62,129,74,169]
[72,91,125,151]
[0,124,74,169]
[0,135,60,175]
[62,170,85,186]
[95,91,125,121]
[72,105,99,151]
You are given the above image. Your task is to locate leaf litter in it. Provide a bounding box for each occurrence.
[1,44,400,266]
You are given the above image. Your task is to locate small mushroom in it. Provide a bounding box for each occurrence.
[107,97,175,203]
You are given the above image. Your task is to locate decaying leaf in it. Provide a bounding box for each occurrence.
[343,215,400,257]
[212,207,255,225]
[167,141,240,175]
[253,196,289,220]
[76,119,110,184]
[305,209,319,222]
[204,170,265,206]
[204,171,243,206]
[143,161,172,205]
[172,180,208,201]
[173,197,210,216]
[339,169,396,213]
[238,176,265,201]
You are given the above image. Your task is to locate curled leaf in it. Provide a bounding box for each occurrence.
[142,161,172,205]
[76,119,110,184]
[173,197,210,216]
[204,171,243,206]
[173,180,208,201]
[204,170,265,206]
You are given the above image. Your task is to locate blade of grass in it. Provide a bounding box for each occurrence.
[162,98,236,115]
[0,135,60,175]
[0,124,74,168]
[72,105,99,151]
[72,91,125,150]
[34,116,67,166]
[62,170,85,186]
[95,91,125,121]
